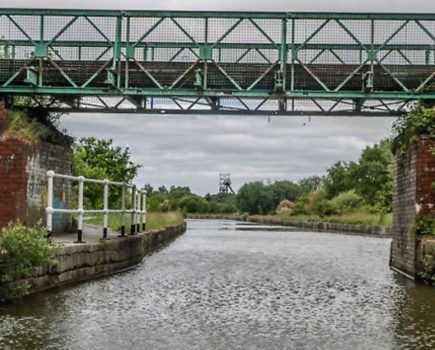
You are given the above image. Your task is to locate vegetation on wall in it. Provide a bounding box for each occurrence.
[414,217,435,236]
[0,223,53,299]
[0,109,50,143]
[391,105,435,153]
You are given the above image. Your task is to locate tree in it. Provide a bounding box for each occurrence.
[236,182,274,215]
[270,180,302,204]
[298,175,324,194]
[351,139,393,210]
[323,161,356,198]
[178,195,210,213]
[204,192,237,213]
[72,137,141,208]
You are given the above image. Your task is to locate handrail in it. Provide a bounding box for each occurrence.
[0,9,434,20]
[46,170,146,243]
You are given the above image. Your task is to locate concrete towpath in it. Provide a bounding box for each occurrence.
[54,224,130,245]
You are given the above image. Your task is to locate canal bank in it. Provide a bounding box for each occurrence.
[0,222,186,301]
[188,214,391,236]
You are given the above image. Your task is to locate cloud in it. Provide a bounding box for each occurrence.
[60,114,394,195]
[6,0,435,12]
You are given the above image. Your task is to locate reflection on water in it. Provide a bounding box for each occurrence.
[0,219,434,350]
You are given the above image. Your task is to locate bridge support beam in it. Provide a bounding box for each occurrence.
[390,137,435,283]
[0,104,73,233]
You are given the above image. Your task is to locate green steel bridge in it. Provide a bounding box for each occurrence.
[0,9,434,116]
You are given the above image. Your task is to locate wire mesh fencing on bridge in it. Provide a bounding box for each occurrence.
[0,9,434,115]
[46,170,146,243]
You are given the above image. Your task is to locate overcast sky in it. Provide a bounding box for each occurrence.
[3,0,435,12]
[5,0,434,195]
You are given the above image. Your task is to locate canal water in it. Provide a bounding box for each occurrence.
[0,219,434,350]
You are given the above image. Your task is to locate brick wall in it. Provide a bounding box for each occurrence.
[0,107,73,233]
[0,138,28,227]
[391,138,435,277]
[415,139,435,216]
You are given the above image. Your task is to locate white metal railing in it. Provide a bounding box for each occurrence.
[46,170,146,243]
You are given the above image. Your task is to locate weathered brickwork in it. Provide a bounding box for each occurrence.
[0,107,73,232]
[415,138,435,216]
[391,138,435,278]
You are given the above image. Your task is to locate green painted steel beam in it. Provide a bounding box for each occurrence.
[0,9,434,20]
[2,40,434,52]
[0,8,434,116]
[44,107,404,117]
[1,86,434,100]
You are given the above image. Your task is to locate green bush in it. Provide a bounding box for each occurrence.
[311,199,338,217]
[178,195,210,213]
[292,191,333,216]
[331,190,364,213]
[291,196,309,215]
[0,223,53,299]
[414,217,435,236]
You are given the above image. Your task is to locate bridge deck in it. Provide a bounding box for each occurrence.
[0,9,434,115]
[1,60,433,92]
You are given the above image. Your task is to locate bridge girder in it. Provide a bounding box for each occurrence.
[0,9,434,116]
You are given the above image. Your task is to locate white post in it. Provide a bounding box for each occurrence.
[130,186,136,234]
[142,191,147,231]
[46,170,54,237]
[76,176,84,243]
[136,190,141,232]
[103,179,109,239]
[121,184,126,236]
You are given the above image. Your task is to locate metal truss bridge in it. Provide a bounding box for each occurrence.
[0,9,435,116]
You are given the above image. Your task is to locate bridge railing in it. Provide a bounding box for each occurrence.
[0,9,434,115]
[45,170,146,243]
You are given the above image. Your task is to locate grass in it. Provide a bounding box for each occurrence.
[0,110,49,143]
[190,211,392,227]
[84,211,184,232]
[271,212,392,226]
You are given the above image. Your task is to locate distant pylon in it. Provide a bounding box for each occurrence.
[219,173,234,194]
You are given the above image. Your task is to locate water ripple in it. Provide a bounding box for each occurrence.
[0,220,434,350]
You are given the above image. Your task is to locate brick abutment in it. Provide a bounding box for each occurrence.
[391,138,435,281]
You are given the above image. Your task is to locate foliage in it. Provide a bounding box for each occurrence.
[178,195,210,213]
[414,217,435,236]
[290,190,336,217]
[145,211,184,231]
[270,180,302,206]
[236,180,301,215]
[311,199,338,217]
[330,190,363,214]
[420,254,435,286]
[298,175,324,195]
[236,182,272,215]
[204,193,237,213]
[72,138,141,208]
[276,212,392,226]
[323,161,355,198]
[391,105,435,154]
[291,196,309,215]
[0,109,50,143]
[304,191,337,217]
[0,223,52,299]
[351,140,393,210]
[322,140,393,211]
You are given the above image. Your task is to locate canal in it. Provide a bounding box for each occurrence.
[0,219,434,349]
